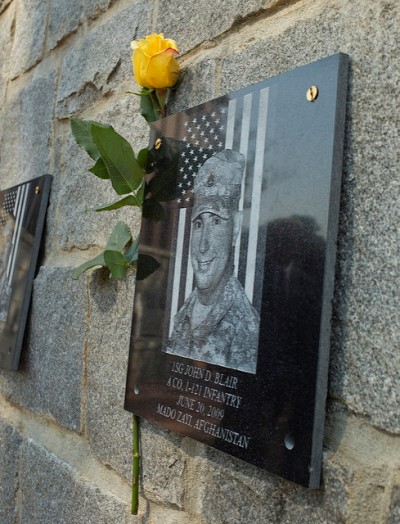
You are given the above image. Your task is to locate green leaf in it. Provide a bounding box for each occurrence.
[91,193,143,212]
[105,221,132,251]
[71,222,133,280]
[137,148,149,170]
[91,124,144,195]
[142,198,165,221]
[124,235,140,263]
[136,254,161,280]
[104,250,128,279]
[89,158,110,179]
[71,253,105,280]
[71,118,111,161]
[140,94,160,123]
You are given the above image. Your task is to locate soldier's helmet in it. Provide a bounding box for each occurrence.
[192,149,245,221]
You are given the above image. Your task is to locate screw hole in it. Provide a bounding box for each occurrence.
[284,434,295,450]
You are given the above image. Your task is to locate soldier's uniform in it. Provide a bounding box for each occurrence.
[166,150,260,374]
[166,274,259,373]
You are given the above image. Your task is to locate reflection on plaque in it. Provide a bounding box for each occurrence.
[125,54,349,487]
[0,176,52,371]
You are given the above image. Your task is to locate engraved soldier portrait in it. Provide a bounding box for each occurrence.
[165,150,260,373]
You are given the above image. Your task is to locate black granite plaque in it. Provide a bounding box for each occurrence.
[125,54,349,487]
[0,175,52,371]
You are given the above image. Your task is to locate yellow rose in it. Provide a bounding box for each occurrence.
[131,33,179,89]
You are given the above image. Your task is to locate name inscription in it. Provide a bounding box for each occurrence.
[157,361,250,450]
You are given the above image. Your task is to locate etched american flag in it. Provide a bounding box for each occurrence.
[167,87,270,336]
[175,108,227,206]
[0,183,30,321]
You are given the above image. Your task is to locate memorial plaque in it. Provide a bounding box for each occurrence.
[0,175,52,371]
[125,54,349,487]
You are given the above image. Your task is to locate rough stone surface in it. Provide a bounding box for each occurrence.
[0,268,86,431]
[47,0,84,51]
[191,444,283,522]
[48,131,130,251]
[86,0,114,20]
[9,0,47,77]
[90,92,150,153]
[349,468,392,524]
[281,449,395,524]
[0,2,14,152]
[168,59,217,114]
[0,0,13,15]
[49,97,144,253]
[56,2,151,118]
[0,2,13,97]
[157,0,282,54]
[0,421,22,524]
[219,0,400,434]
[85,271,135,481]
[0,71,56,189]
[323,406,400,523]
[147,503,204,524]
[140,420,186,508]
[389,483,400,524]
[19,438,134,524]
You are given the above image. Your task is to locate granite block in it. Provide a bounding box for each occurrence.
[0,268,86,431]
[50,99,144,252]
[47,0,84,51]
[388,483,400,524]
[191,445,283,523]
[0,71,56,189]
[85,271,136,480]
[147,504,204,524]
[56,2,151,118]
[168,59,217,114]
[86,0,114,21]
[89,91,150,153]
[279,451,351,524]
[140,420,186,509]
[0,2,14,98]
[0,0,13,15]
[0,421,22,524]
[0,3,14,152]
[9,0,47,76]
[156,0,282,54]
[19,438,134,524]
[323,406,399,523]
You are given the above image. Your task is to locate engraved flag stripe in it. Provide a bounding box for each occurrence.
[245,87,269,302]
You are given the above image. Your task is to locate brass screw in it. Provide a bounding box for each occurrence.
[306,85,319,102]
[34,186,41,195]
[154,138,162,149]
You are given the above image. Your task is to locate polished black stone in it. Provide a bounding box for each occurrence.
[125,54,349,488]
[0,175,52,371]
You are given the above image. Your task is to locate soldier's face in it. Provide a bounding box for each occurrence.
[191,212,237,299]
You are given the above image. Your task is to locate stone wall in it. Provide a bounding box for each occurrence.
[0,0,399,522]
